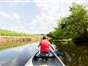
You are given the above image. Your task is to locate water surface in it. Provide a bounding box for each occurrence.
[0,42,39,66]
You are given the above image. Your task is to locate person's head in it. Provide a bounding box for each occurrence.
[42,36,47,39]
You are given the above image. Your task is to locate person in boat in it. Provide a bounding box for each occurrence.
[38,36,54,58]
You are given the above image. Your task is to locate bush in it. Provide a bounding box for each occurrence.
[58,41,88,66]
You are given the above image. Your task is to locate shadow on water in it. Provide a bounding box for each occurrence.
[15,46,37,66]
[15,48,32,66]
[0,50,19,66]
[0,42,38,66]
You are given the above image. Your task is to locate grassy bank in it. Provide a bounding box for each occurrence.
[0,29,29,36]
[0,35,42,50]
[0,29,42,50]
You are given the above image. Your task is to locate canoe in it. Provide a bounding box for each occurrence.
[25,48,65,66]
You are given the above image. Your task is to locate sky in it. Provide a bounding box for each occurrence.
[0,0,88,34]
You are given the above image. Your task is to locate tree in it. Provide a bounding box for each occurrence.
[48,4,88,66]
[50,4,88,41]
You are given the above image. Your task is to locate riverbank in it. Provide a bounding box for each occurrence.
[0,35,42,50]
[56,41,88,66]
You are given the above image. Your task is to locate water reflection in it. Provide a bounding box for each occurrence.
[0,42,38,66]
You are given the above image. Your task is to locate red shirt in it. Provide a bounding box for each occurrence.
[39,39,50,53]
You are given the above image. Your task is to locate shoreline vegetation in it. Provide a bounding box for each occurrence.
[0,29,42,50]
[47,4,88,66]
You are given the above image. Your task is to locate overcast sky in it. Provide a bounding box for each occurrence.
[0,0,87,34]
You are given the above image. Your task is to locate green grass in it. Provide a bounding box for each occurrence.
[0,29,30,36]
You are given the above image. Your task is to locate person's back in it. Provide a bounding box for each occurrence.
[38,36,54,61]
[39,39,50,53]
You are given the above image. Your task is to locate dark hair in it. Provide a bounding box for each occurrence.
[42,36,46,39]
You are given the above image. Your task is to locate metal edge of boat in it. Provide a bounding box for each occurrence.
[25,48,38,66]
[25,48,65,66]
[50,48,65,66]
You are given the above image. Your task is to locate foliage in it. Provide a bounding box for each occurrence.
[47,4,88,66]
[48,4,88,41]
[59,42,88,66]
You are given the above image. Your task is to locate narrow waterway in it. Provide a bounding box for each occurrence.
[0,42,39,66]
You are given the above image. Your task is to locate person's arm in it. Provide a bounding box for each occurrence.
[48,41,54,50]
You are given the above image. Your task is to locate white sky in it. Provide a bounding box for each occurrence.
[0,0,88,34]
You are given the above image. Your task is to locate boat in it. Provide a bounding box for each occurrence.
[25,48,65,66]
